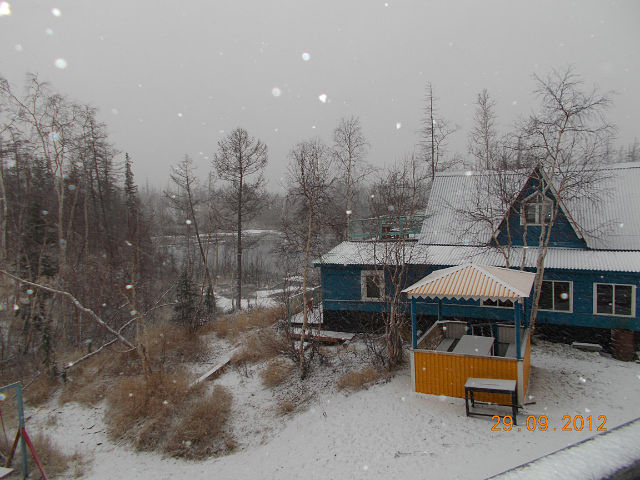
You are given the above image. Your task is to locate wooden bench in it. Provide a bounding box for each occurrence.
[435,338,455,352]
[464,377,518,425]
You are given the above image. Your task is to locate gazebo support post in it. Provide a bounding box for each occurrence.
[437,298,442,323]
[411,297,417,349]
[514,298,522,360]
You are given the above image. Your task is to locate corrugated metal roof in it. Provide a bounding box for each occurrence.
[418,164,640,251]
[317,241,640,273]
[402,264,536,300]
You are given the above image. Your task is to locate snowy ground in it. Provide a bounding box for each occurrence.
[27,339,640,480]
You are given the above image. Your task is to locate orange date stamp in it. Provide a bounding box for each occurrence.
[491,414,607,432]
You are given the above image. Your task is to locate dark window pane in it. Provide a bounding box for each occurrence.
[498,299,514,308]
[366,275,381,299]
[541,201,553,224]
[554,282,571,311]
[525,203,537,224]
[539,281,554,310]
[482,299,498,306]
[596,284,613,314]
[614,285,632,316]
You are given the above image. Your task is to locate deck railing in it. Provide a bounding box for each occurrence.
[348,214,425,241]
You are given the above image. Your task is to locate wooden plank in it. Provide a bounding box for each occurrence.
[290,328,354,343]
[192,350,236,386]
[0,467,14,479]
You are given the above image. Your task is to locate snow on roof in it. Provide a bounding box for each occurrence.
[318,241,640,272]
[402,263,536,300]
[418,163,640,251]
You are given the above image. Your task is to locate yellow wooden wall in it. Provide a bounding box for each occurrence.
[414,351,518,404]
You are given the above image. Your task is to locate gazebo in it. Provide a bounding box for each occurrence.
[402,264,536,405]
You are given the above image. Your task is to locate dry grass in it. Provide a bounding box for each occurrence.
[165,385,235,459]
[206,306,285,340]
[26,433,87,478]
[144,323,206,363]
[59,348,140,406]
[106,371,193,450]
[337,367,388,391]
[278,399,297,415]
[24,374,59,407]
[260,359,294,388]
[230,330,284,368]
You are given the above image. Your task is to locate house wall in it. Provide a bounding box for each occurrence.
[495,179,586,249]
[320,263,640,331]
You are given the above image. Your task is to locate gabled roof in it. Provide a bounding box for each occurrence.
[402,263,536,300]
[418,163,640,251]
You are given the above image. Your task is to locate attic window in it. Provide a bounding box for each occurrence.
[521,194,553,226]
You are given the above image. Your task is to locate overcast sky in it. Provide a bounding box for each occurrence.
[1,0,639,191]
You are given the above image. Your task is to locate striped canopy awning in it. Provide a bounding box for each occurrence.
[402,263,536,301]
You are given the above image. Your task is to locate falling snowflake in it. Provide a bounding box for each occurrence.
[177,112,183,118]
[185,219,192,225]
[271,87,281,97]
[395,122,401,130]
[301,52,310,61]
[15,44,23,52]
[45,28,53,35]
[0,2,11,16]
[26,289,33,295]
[318,94,328,103]
[51,7,61,16]
[125,284,133,290]
[54,58,67,69]
[13,304,19,311]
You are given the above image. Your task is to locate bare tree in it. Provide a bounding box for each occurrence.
[366,154,429,368]
[468,89,499,170]
[420,83,458,180]
[284,138,334,378]
[213,128,267,310]
[518,67,615,326]
[332,116,369,238]
[165,155,216,319]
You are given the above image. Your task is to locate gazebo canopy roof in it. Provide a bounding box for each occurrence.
[402,263,536,301]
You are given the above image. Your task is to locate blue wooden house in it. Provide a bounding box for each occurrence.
[317,163,640,358]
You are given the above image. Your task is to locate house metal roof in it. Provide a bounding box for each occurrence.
[418,163,640,251]
[402,264,536,300]
[317,242,640,273]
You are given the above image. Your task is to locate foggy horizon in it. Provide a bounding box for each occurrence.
[1,0,639,191]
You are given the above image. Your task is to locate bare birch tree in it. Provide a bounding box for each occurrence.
[332,116,369,238]
[284,138,334,378]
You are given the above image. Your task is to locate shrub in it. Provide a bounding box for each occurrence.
[165,385,234,459]
[106,372,192,449]
[337,367,388,391]
[260,359,294,388]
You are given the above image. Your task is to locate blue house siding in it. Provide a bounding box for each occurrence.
[319,263,640,331]
[495,178,586,249]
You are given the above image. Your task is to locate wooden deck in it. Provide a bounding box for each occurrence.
[289,327,354,343]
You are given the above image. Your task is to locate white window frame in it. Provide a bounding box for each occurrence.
[480,298,515,309]
[538,280,573,313]
[361,270,384,302]
[520,192,553,226]
[593,283,636,317]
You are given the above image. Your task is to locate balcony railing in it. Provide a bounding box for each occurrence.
[348,214,425,241]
